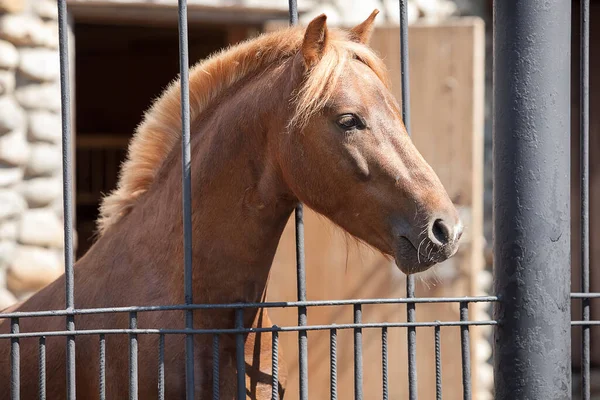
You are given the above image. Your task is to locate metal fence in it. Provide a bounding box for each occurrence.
[0,0,597,399]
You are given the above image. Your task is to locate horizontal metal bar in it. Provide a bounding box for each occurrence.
[571,293,600,299]
[572,321,600,326]
[0,296,500,319]
[0,320,500,339]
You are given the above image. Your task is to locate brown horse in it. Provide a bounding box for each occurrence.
[0,10,462,399]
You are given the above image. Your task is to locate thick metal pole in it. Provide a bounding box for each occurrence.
[493,2,571,399]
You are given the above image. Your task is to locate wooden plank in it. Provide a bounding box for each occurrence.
[265,18,486,400]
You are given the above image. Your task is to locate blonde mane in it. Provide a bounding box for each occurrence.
[96,24,390,236]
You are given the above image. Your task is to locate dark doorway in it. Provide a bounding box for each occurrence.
[73,20,253,259]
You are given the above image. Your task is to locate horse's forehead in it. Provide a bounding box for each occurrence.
[335,61,389,105]
[344,60,383,86]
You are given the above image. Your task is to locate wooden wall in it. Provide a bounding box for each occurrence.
[265,18,487,400]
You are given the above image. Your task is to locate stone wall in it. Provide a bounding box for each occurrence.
[0,0,64,309]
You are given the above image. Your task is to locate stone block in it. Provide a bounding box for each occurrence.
[0,164,22,187]
[6,245,63,294]
[0,220,17,240]
[26,142,61,176]
[28,110,60,143]
[0,96,25,134]
[34,0,58,20]
[15,82,61,111]
[0,39,18,70]
[0,0,24,13]
[0,288,17,310]
[18,208,64,248]
[0,189,25,221]
[0,240,15,270]
[0,15,48,47]
[19,176,61,207]
[18,48,59,82]
[0,70,15,95]
[0,130,30,166]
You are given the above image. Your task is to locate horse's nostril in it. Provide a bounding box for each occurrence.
[431,219,452,245]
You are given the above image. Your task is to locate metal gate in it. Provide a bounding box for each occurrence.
[0,0,595,399]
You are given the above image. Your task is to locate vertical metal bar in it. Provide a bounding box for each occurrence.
[399,0,411,130]
[330,328,337,400]
[287,3,307,399]
[177,0,195,398]
[271,330,279,400]
[493,1,572,398]
[99,334,105,400]
[39,337,46,400]
[235,309,246,400]
[57,1,76,398]
[459,303,471,400]
[382,327,388,400]
[10,318,19,400]
[580,1,590,399]
[434,325,442,400]
[129,312,138,400]
[406,284,417,400]
[288,0,298,25]
[354,304,363,400]
[399,2,417,399]
[295,204,308,400]
[212,335,219,400]
[158,334,165,400]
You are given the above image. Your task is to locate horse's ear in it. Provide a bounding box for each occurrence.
[302,14,328,67]
[349,9,379,45]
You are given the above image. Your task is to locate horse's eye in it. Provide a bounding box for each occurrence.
[336,114,364,130]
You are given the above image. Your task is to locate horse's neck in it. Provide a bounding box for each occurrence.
[80,63,297,319]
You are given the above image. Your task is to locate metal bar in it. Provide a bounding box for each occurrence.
[10,318,19,400]
[354,304,363,400]
[493,1,572,398]
[212,335,219,400]
[0,296,500,319]
[235,309,246,400]
[287,3,307,400]
[580,1,590,399]
[459,302,471,400]
[0,320,500,339]
[330,328,337,400]
[382,327,388,400]
[159,334,165,400]
[288,0,298,25]
[99,334,106,400]
[399,0,411,131]
[177,0,195,398]
[129,312,138,400]
[573,321,600,326]
[39,337,46,400]
[57,1,76,398]
[271,330,279,400]
[572,293,600,299]
[296,205,308,400]
[406,280,417,400]
[399,2,417,398]
[435,325,442,400]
